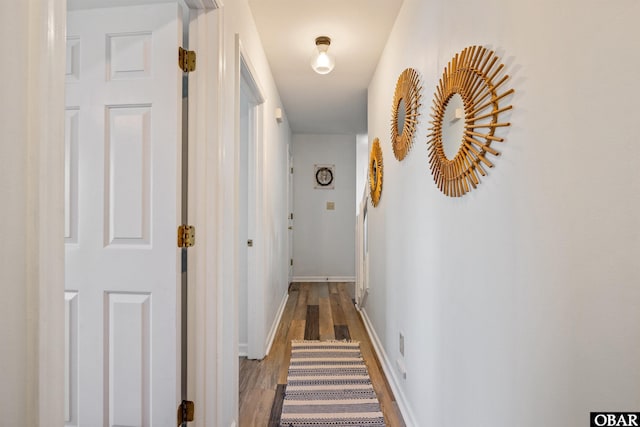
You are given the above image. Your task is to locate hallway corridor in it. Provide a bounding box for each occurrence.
[239,283,405,426]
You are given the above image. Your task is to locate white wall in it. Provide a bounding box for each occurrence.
[215,0,292,424]
[292,134,356,281]
[365,0,640,425]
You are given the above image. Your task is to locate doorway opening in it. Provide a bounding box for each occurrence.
[237,45,266,361]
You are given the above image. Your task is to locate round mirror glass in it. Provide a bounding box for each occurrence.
[442,93,465,160]
[371,159,378,187]
[396,98,406,136]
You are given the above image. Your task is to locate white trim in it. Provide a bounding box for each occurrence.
[184,0,218,9]
[357,288,369,310]
[264,292,289,356]
[359,308,417,427]
[238,343,248,358]
[34,0,67,424]
[356,185,369,307]
[291,276,356,283]
[214,5,227,424]
[186,5,221,426]
[287,148,294,284]
[240,53,266,104]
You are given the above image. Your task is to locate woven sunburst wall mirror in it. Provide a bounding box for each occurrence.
[369,138,383,207]
[391,68,421,161]
[427,46,514,197]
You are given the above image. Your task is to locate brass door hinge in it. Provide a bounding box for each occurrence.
[178,225,195,248]
[179,47,196,72]
[177,400,194,425]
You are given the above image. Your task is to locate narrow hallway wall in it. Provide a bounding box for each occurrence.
[365,0,640,425]
[292,134,356,281]
[215,0,292,424]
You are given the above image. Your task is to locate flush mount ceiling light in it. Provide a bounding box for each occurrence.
[310,36,335,75]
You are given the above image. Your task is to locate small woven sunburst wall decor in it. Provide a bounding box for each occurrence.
[369,138,383,207]
[428,45,514,197]
[391,68,422,161]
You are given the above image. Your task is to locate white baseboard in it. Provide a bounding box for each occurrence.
[264,291,289,355]
[359,308,417,427]
[238,343,248,358]
[292,276,355,283]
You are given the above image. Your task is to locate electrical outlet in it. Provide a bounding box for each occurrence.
[399,332,405,357]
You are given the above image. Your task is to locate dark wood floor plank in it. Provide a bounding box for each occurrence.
[303,305,319,340]
[329,293,346,325]
[268,384,286,427]
[334,324,351,340]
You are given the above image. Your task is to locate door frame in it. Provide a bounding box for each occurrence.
[182,1,224,426]
[26,0,67,423]
[356,186,370,308]
[235,35,266,360]
[287,146,294,283]
[35,0,222,424]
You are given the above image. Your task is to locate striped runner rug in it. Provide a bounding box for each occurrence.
[280,340,386,426]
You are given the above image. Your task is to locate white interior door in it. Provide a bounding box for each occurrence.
[64,4,183,426]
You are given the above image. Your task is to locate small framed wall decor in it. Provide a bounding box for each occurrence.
[314,164,335,189]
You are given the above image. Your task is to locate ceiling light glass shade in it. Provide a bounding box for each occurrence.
[310,36,335,75]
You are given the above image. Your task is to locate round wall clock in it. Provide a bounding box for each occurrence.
[391,68,421,161]
[369,138,383,207]
[427,45,514,197]
[315,166,334,187]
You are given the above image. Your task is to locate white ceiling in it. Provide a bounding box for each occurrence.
[248,0,403,134]
[67,0,403,134]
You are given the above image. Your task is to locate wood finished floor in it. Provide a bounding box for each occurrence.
[239,282,405,427]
